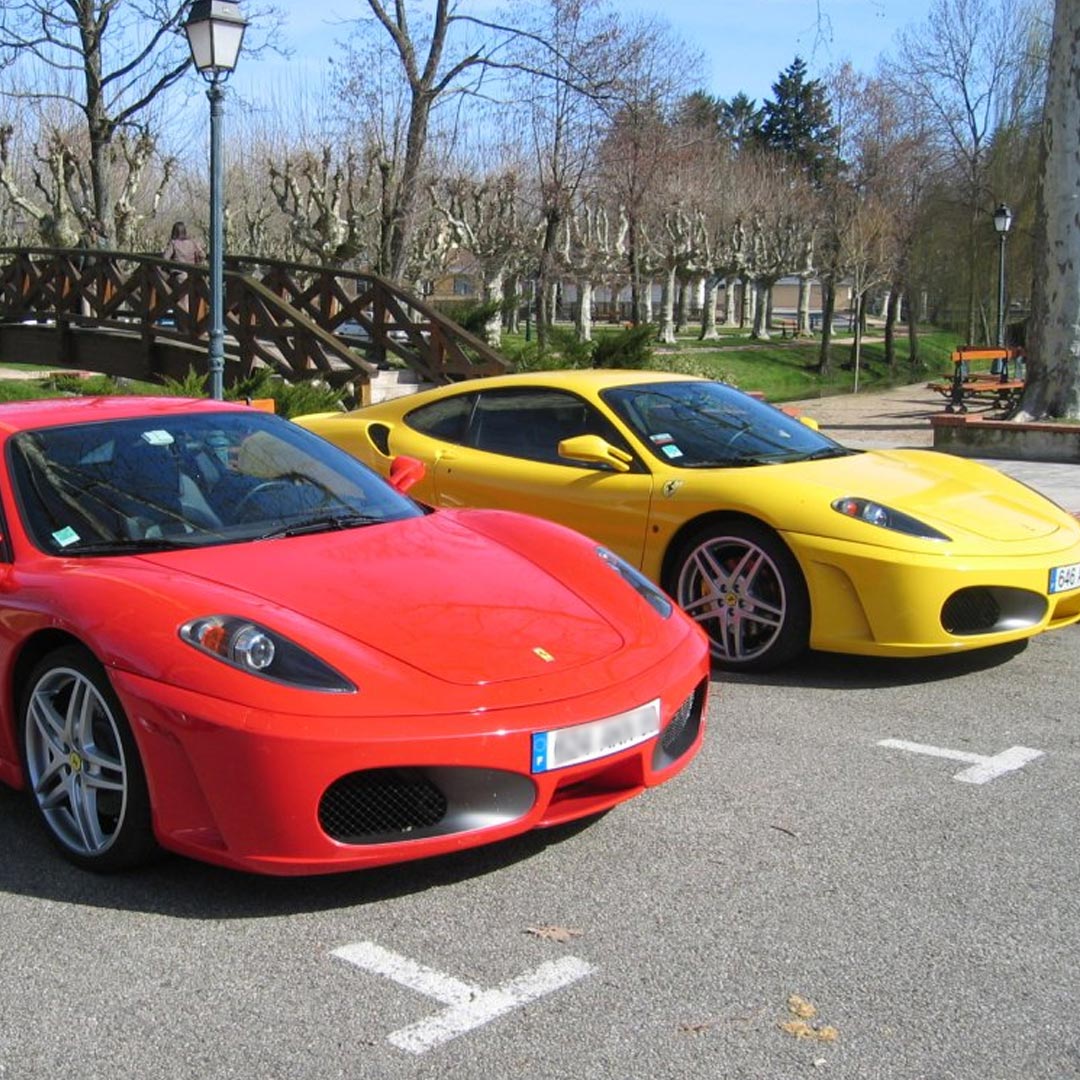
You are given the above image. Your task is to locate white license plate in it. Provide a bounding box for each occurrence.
[1049,562,1080,594]
[531,699,660,773]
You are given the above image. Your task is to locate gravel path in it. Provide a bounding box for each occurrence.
[783,383,943,448]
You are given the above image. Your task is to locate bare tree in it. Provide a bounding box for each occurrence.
[433,163,529,346]
[0,0,282,245]
[884,0,1050,342]
[506,0,621,348]
[735,154,816,341]
[336,1,526,282]
[561,185,622,340]
[268,145,379,266]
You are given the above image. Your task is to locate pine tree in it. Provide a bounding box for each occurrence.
[758,57,840,182]
[719,93,764,154]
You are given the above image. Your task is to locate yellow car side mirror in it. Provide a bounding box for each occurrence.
[557,434,633,473]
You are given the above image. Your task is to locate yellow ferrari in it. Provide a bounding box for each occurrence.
[296,370,1080,670]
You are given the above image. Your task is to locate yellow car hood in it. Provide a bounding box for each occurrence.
[719,448,1070,547]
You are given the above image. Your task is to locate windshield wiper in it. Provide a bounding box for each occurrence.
[259,513,384,540]
[682,455,775,468]
[62,536,205,555]
[800,446,857,462]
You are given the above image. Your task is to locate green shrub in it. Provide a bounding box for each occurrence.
[160,366,208,397]
[546,326,596,368]
[590,323,655,369]
[434,299,502,336]
[227,370,344,418]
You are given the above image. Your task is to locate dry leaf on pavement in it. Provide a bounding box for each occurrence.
[525,925,582,943]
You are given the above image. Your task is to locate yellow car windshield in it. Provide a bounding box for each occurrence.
[601,381,850,469]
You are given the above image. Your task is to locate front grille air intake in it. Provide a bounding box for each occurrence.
[941,586,1046,636]
[653,680,706,769]
[319,768,447,842]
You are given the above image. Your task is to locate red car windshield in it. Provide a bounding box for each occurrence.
[9,410,423,555]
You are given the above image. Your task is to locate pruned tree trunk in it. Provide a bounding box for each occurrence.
[741,276,754,328]
[906,295,920,369]
[723,277,739,326]
[797,274,812,335]
[700,276,720,340]
[675,275,690,333]
[751,280,771,340]
[482,269,505,348]
[884,288,900,369]
[575,279,594,342]
[817,278,837,375]
[658,265,677,343]
[1017,0,1080,421]
[850,293,865,392]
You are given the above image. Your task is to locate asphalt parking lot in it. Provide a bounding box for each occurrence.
[1,623,1077,1080]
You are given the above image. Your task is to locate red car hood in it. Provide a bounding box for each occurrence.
[139,512,625,686]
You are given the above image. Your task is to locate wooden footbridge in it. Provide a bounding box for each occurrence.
[0,247,510,402]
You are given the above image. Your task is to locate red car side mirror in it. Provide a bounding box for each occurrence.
[388,455,426,494]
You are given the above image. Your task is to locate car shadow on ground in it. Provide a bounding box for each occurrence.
[0,787,603,917]
[717,639,1030,691]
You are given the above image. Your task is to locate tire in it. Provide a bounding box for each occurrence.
[20,645,157,872]
[666,520,810,671]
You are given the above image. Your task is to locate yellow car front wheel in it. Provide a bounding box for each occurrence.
[667,521,810,671]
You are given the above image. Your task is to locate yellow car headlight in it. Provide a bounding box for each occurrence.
[832,498,951,541]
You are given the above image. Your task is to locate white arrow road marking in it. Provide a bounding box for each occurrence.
[332,941,596,1055]
[878,739,1044,784]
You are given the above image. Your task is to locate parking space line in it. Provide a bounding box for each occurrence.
[878,739,1044,784]
[332,941,595,1055]
[333,942,478,1006]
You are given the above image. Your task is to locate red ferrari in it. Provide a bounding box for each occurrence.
[0,397,708,875]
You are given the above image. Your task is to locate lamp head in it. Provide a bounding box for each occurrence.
[992,203,1013,235]
[185,0,247,79]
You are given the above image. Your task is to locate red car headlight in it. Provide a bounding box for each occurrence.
[597,547,673,618]
[180,616,356,692]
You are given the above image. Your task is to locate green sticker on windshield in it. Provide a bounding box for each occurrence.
[52,526,80,547]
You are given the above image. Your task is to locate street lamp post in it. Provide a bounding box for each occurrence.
[992,202,1013,349]
[184,0,247,401]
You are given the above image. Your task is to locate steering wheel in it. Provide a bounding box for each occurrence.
[233,478,297,521]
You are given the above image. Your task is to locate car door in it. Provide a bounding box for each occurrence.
[429,387,654,570]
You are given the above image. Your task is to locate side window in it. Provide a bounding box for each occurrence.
[406,394,475,444]
[468,389,635,468]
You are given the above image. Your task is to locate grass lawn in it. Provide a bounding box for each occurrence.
[502,323,962,403]
[0,323,962,407]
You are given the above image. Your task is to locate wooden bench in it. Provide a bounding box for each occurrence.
[927,346,1026,414]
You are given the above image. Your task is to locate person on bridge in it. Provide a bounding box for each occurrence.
[162,221,206,318]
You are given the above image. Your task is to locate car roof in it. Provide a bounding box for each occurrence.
[451,369,698,391]
[0,395,247,436]
[394,368,703,407]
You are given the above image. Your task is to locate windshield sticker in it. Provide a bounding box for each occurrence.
[140,429,175,446]
[650,432,674,446]
[661,444,684,459]
[52,526,80,548]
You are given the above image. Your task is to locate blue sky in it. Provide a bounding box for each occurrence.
[629,0,935,102]
[232,0,935,108]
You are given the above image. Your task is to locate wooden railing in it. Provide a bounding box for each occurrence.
[0,247,511,396]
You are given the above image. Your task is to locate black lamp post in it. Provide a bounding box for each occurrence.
[184,0,247,401]
[992,202,1013,349]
